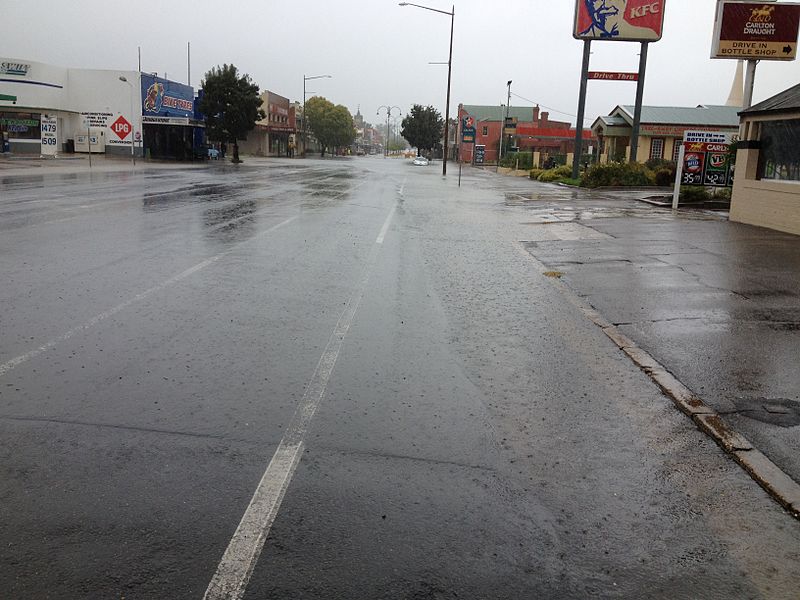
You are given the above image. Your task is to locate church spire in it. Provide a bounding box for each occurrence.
[726,60,745,107]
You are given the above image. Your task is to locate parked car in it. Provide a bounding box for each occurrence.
[412,156,429,166]
[207,146,220,159]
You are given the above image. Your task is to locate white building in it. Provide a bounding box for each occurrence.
[0,57,202,159]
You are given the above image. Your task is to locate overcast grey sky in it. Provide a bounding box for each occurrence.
[3,0,799,127]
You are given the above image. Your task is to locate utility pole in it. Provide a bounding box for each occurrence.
[497,80,512,171]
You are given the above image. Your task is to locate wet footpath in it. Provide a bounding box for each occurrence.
[513,182,800,509]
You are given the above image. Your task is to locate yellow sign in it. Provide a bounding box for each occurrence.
[717,40,796,59]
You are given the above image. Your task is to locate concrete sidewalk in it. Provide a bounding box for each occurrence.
[519,190,800,512]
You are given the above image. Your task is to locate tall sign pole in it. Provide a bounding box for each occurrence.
[629,41,649,163]
[572,40,591,179]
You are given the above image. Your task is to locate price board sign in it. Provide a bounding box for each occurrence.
[474,144,486,165]
[681,131,737,187]
[40,115,58,156]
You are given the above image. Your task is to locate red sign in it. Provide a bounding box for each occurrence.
[588,71,639,81]
[111,116,132,140]
[712,2,800,60]
[574,0,666,42]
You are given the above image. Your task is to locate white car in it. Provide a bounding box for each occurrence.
[412,157,429,166]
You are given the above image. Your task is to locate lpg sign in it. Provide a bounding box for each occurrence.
[111,116,132,140]
[574,0,666,42]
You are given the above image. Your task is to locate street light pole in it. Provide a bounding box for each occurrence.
[498,80,512,171]
[119,76,136,166]
[399,2,454,176]
[377,106,401,158]
[303,74,332,157]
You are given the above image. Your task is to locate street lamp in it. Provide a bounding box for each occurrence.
[119,76,136,166]
[377,106,401,158]
[399,2,454,176]
[497,80,512,172]
[303,74,332,157]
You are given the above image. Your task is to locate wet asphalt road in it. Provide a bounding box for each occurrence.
[1,157,798,599]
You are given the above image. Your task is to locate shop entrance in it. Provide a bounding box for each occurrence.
[143,124,195,160]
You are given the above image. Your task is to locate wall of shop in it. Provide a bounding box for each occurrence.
[731,115,800,236]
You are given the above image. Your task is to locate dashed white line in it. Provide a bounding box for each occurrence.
[203,204,396,600]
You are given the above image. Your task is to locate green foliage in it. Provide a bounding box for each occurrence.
[198,64,265,161]
[538,165,574,182]
[401,105,443,153]
[305,96,356,156]
[529,168,545,180]
[581,162,655,187]
[679,186,711,202]
[499,152,533,170]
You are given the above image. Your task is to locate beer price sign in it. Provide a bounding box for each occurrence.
[680,131,736,187]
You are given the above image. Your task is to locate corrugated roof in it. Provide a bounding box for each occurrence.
[598,115,627,126]
[741,82,800,115]
[461,104,541,122]
[616,104,740,127]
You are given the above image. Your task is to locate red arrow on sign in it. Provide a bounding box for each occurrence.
[111,115,132,139]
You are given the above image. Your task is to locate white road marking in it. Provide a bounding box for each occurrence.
[376,205,396,244]
[203,205,395,600]
[0,215,299,379]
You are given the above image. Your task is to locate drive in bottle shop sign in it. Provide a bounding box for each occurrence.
[681,131,737,187]
[574,0,666,42]
[712,2,800,60]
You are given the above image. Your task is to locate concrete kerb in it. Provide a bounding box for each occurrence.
[514,241,800,520]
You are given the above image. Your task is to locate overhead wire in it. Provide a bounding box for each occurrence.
[510,91,593,125]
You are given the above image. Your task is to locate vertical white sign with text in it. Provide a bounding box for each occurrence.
[41,115,58,155]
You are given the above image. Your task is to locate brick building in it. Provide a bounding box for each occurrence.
[457,104,594,165]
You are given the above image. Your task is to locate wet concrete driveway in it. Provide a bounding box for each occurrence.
[0,158,798,599]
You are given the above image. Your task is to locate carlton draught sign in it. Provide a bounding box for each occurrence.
[574,0,665,42]
[712,2,800,60]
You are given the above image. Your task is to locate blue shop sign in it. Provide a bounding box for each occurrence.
[141,74,195,119]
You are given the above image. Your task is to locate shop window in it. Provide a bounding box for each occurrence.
[482,126,488,136]
[0,112,41,140]
[672,140,682,162]
[758,119,800,181]
[650,138,664,160]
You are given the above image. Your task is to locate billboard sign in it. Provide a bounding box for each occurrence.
[712,2,800,60]
[462,126,476,143]
[574,0,665,42]
[140,74,195,120]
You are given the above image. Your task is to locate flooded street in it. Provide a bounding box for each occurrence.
[1,157,798,599]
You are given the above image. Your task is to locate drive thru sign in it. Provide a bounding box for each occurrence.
[111,116,132,140]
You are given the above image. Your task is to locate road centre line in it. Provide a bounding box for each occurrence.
[203,204,396,600]
[376,205,396,244]
[0,215,299,379]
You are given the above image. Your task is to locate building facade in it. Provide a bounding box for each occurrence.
[457,104,593,165]
[592,105,741,164]
[238,91,295,157]
[731,83,800,236]
[0,57,203,160]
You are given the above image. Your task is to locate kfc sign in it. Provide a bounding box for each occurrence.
[574,0,666,42]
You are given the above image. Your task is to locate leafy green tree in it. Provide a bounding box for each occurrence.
[198,64,265,163]
[305,97,356,157]
[401,105,443,156]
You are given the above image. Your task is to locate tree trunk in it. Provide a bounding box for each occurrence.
[233,141,240,163]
